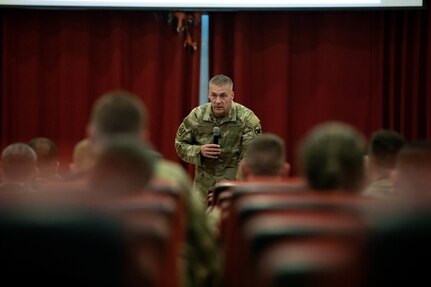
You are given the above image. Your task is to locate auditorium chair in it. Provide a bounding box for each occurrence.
[0,205,170,287]
[222,191,382,287]
[254,238,364,287]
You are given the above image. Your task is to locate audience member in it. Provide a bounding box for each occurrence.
[0,143,38,192]
[299,121,366,192]
[28,137,62,183]
[207,133,291,236]
[70,138,98,173]
[88,90,221,287]
[175,74,262,198]
[238,133,290,181]
[89,91,187,189]
[89,136,155,196]
[362,129,405,199]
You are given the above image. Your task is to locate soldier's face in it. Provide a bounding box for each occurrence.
[208,84,234,118]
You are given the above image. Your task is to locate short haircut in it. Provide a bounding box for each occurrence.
[90,90,148,140]
[369,129,405,169]
[72,138,97,172]
[1,143,37,181]
[209,74,233,90]
[245,133,285,176]
[89,136,155,195]
[28,137,58,166]
[300,122,366,192]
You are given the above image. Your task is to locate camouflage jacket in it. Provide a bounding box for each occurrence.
[175,102,262,197]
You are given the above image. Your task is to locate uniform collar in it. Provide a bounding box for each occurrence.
[203,102,237,123]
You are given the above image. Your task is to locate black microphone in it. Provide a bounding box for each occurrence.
[213,126,220,145]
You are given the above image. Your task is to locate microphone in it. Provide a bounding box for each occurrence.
[213,126,220,145]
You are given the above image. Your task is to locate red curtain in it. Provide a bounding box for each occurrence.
[1,9,200,171]
[2,8,431,176]
[210,9,431,173]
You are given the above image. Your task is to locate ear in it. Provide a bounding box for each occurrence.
[390,169,400,194]
[363,155,369,167]
[231,90,235,100]
[238,160,249,181]
[87,124,99,146]
[86,124,103,154]
[86,123,93,138]
[280,162,291,178]
[140,129,149,142]
[390,169,398,183]
[364,154,376,171]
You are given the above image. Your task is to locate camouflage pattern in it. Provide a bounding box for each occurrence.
[154,158,193,193]
[175,102,262,197]
[154,157,222,287]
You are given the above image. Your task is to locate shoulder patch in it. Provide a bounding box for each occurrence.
[248,114,260,126]
[177,124,186,137]
[254,126,262,135]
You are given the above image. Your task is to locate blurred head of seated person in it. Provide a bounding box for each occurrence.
[362,129,405,199]
[239,133,290,181]
[393,141,431,200]
[89,136,155,197]
[70,138,98,173]
[61,138,98,184]
[28,137,62,183]
[88,90,148,149]
[299,121,366,193]
[1,143,38,192]
[88,90,192,194]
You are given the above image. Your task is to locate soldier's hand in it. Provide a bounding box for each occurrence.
[201,144,221,159]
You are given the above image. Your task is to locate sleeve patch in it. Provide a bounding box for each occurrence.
[248,114,260,126]
[254,126,262,135]
[177,124,186,137]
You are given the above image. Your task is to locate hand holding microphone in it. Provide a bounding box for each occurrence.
[200,126,221,159]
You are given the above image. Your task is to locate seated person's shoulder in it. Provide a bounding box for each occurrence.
[362,178,396,199]
[154,159,192,191]
[155,158,188,176]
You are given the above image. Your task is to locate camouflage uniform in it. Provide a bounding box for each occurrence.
[175,102,262,198]
[154,157,222,287]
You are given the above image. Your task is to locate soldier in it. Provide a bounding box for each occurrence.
[70,138,98,174]
[175,74,262,198]
[0,143,38,193]
[28,137,62,183]
[88,90,222,287]
[362,129,405,199]
[299,121,366,193]
[238,133,290,181]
